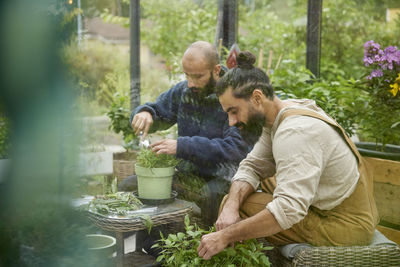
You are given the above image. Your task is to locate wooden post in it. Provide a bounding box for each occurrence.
[275,54,283,71]
[266,50,273,76]
[130,0,140,111]
[257,47,264,69]
[306,0,323,79]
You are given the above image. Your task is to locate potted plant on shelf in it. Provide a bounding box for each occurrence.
[107,93,139,183]
[355,40,400,161]
[354,41,400,244]
[135,148,179,200]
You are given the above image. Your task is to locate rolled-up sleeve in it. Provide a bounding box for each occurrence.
[232,128,276,189]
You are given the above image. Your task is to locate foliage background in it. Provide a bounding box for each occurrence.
[62,0,400,143]
[1,1,399,265]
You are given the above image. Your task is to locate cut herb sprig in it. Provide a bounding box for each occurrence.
[89,192,143,216]
[136,148,180,168]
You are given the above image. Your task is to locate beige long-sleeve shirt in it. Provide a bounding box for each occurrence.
[232,99,359,230]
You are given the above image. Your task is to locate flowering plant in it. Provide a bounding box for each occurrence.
[358,41,400,146]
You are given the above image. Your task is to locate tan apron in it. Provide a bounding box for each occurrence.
[224,109,379,246]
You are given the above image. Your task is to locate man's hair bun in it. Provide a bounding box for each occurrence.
[236,51,256,69]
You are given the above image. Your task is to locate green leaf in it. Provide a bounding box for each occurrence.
[177,232,185,240]
[156,255,164,262]
[184,214,190,228]
[391,121,400,129]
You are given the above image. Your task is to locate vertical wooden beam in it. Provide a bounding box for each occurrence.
[306,0,322,78]
[215,0,238,57]
[130,0,140,111]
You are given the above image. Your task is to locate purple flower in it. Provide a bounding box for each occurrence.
[379,46,400,70]
[363,40,384,67]
[367,69,383,80]
[385,46,398,54]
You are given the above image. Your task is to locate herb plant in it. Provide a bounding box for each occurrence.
[136,148,180,169]
[153,215,272,267]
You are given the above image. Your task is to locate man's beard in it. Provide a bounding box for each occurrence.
[236,107,266,142]
[190,72,216,98]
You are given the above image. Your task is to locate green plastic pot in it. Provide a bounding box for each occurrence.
[135,164,175,199]
[355,142,400,161]
[86,234,116,258]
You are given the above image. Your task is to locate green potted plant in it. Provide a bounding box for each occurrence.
[135,148,179,200]
[353,41,400,241]
[354,40,400,161]
[107,92,139,152]
[107,92,139,182]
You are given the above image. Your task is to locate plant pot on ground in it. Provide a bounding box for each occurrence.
[86,234,116,259]
[135,148,179,200]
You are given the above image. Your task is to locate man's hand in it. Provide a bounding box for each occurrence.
[215,206,241,231]
[197,231,229,260]
[151,139,177,155]
[131,111,153,138]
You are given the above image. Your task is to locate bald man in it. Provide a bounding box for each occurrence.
[120,41,251,227]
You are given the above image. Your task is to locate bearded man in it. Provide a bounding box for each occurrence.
[197,51,378,260]
[119,41,252,227]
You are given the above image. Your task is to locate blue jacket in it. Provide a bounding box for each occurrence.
[130,81,250,180]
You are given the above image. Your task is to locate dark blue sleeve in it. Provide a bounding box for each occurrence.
[176,119,249,167]
[129,83,184,132]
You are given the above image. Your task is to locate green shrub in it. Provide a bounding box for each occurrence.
[102,0,217,79]
[154,215,272,267]
[238,1,305,72]
[0,114,11,159]
[62,40,128,100]
[238,0,399,80]
[97,70,130,107]
[272,62,364,137]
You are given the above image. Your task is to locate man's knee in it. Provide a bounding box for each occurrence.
[240,192,273,218]
[218,192,273,218]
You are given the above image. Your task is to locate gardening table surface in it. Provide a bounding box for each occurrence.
[85,197,193,267]
[87,198,192,231]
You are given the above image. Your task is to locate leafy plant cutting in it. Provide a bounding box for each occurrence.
[89,192,143,216]
[153,215,272,267]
